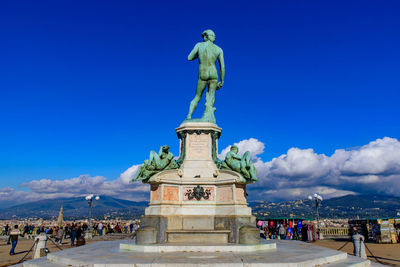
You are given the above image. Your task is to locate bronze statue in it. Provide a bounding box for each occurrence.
[185,29,225,123]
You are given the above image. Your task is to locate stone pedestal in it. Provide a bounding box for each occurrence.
[137,122,258,244]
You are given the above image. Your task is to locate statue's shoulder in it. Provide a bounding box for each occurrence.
[196,42,205,48]
[214,43,223,54]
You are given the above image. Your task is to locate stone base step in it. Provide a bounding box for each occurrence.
[166,229,231,243]
[16,240,380,267]
[120,242,276,253]
[325,255,371,267]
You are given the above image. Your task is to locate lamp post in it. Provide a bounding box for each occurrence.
[85,194,100,238]
[308,193,323,240]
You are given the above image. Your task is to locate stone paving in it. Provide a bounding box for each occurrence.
[15,239,385,267]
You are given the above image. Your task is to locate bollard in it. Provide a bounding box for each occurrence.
[352,232,366,259]
[33,233,48,259]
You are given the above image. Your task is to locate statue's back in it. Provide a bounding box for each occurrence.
[198,42,221,66]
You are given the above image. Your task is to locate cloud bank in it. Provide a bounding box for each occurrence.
[246,137,400,201]
[0,167,149,207]
[1,137,400,206]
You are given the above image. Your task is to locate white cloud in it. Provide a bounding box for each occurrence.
[22,175,106,193]
[119,165,140,185]
[238,137,400,201]
[1,165,148,206]
[219,138,264,160]
[337,137,400,175]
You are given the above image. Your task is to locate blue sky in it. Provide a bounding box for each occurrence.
[1,1,400,204]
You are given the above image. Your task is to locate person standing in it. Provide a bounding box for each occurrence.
[98,222,103,236]
[279,224,286,240]
[70,224,76,246]
[8,225,22,255]
[23,224,29,236]
[64,224,69,239]
[76,225,82,240]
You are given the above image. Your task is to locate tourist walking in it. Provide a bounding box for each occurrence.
[8,225,22,255]
[56,227,64,245]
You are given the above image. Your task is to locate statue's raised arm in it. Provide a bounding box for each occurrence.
[185,29,225,124]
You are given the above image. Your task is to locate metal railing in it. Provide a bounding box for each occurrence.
[321,227,349,236]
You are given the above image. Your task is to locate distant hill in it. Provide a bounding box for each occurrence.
[1,194,399,220]
[0,196,148,220]
[251,194,400,219]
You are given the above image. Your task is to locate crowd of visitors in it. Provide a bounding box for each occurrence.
[257,219,318,242]
[93,221,137,236]
[1,220,139,256]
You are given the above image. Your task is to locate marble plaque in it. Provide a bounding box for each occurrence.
[163,186,179,201]
[187,134,210,160]
[217,186,233,202]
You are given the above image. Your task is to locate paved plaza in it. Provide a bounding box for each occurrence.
[12,239,387,267]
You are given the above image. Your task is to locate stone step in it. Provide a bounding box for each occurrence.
[166,229,231,243]
[120,242,277,253]
[13,257,65,267]
[324,255,371,267]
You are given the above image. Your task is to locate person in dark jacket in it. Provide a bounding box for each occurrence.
[70,224,77,246]
[76,225,82,240]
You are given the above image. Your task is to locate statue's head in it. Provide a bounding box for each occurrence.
[230,145,239,153]
[202,29,216,42]
[162,145,170,152]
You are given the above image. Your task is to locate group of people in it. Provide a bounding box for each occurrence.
[94,221,137,236]
[257,220,318,242]
[2,220,140,256]
[3,223,89,256]
[63,223,87,246]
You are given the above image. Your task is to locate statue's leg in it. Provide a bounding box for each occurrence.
[249,165,258,181]
[242,152,251,165]
[242,152,257,181]
[148,151,160,166]
[240,152,252,179]
[187,80,207,120]
[201,80,217,122]
[205,80,217,107]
